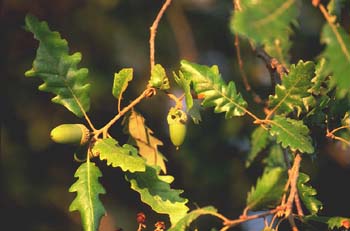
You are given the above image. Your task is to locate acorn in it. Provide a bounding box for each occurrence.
[167,108,187,149]
[50,124,90,146]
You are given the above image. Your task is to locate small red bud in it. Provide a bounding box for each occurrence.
[136,212,146,224]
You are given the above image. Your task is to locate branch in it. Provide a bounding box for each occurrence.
[219,206,285,231]
[93,87,155,139]
[149,0,173,72]
[326,125,350,146]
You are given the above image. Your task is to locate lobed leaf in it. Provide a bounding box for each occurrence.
[246,126,270,168]
[321,24,350,98]
[310,58,330,95]
[112,68,133,100]
[247,167,287,211]
[125,166,189,225]
[24,14,90,117]
[168,206,217,231]
[180,60,247,118]
[269,60,315,116]
[69,161,106,231]
[268,115,314,154]
[297,172,323,215]
[92,138,146,173]
[305,215,350,230]
[123,109,167,173]
[230,0,299,64]
[174,71,193,110]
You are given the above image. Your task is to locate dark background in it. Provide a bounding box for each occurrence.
[1,0,350,230]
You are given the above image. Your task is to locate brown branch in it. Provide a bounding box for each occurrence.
[326,125,350,146]
[149,0,173,72]
[93,88,155,139]
[319,3,350,62]
[220,206,286,231]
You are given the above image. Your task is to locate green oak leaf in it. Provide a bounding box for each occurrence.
[174,71,193,110]
[92,138,146,173]
[230,0,299,64]
[306,215,350,230]
[269,60,315,116]
[297,172,323,215]
[69,161,106,231]
[168,206,218,231]
[125,166,189,224]
[246,126,270,168]
[247,167,287,211]
[24,14,90,117]
[180,60,247,118]
[112,68,133,100]
[321,24,350,98]
[268,115,314,154]
[310,58,330,95]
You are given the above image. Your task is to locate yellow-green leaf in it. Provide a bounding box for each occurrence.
[69,161,106,231]
[92,138,146,173]
[112,68,133,100]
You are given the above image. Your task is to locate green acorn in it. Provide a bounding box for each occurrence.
[50,124,90,145]
[167,107,187,149]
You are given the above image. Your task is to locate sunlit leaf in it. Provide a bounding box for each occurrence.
[112,68,133,99]
[92,138,146,173]
[310,58,330,95]
[125,166,189,224]
[306,215,350,230]
[247,167,287,211]
[230,0,299,64]
[327,217,350,229]
[168,206,217,231]
[174,71,193,110]
[69,161,106,231]
[123,109,167,173]
[297,172,323,215]
[180,60,247,118]
[321,24,350,98]
[246,126,269,167]
[268,115,314,154]
[24,14,90,117]
[269,60,315,116]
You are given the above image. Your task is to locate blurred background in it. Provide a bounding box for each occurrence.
[1,0,350,230]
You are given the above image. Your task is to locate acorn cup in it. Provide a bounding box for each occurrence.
[50,124,90,146]
[167,107,187,149]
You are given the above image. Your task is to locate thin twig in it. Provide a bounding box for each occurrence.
[319,3,350,62]
[220,206,285,231]
[326,125,350,146]
[149,0,173,72]
[294,193,304,216]
[235,34,251,92]
[93,88,155,139]
[285,153,302,225]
